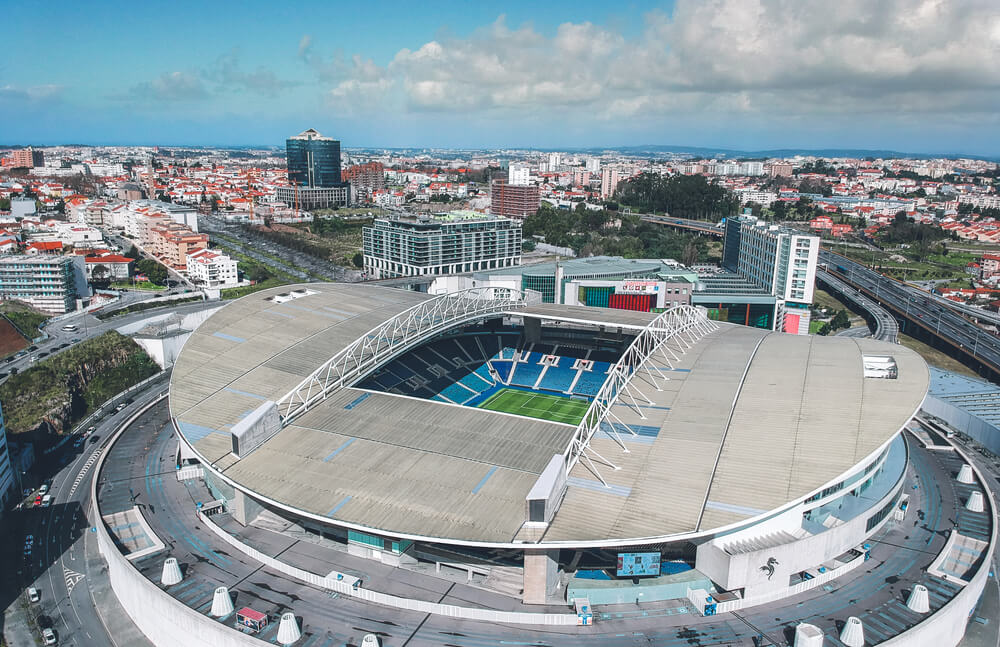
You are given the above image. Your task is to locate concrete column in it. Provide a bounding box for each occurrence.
[906,584,930,613]
[211,586,234,617]
[522,548,560,605]
[840,616,865,647]
[966,491,985,513]
[229,489,262,526]
[160,557,182,586]
[957,464,975,484]
[794,623,824,646]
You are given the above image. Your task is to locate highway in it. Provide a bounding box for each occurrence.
[821,250,1000,380]
[817,269,899,343]
[3,378,166,647]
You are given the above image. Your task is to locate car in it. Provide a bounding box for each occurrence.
[23,545,31,557]
[39,484,48,495]
[27,587,40,603]
[42,628,57,645]
[71,338,81,343]
[73,437,83,448]
[33,496,42,507]
[28,345,38,352]
[86,426,96,435]
[59,343,69,349]
[38,352,48,358]
[24,535,33,547]
[0,373,7,379]
[89,435,100,444]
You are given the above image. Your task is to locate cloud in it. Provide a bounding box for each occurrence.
[207,50,298,96]
[127,71,208,102]
[305,0,1000,124]
[0,84,64,104]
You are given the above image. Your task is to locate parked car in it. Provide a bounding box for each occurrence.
[33,496,42,507]
[42,628,57,645]
[27,587,40,603]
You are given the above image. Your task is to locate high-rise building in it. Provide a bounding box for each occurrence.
[490,179,540,219]
[281,128,350,210]
[363,211,522,279]
[342,162,385,192]
[9,147,44,168]
[0,255,85,314]
[0,403,14,519]
[547,153,561,170]
[722,215,819,334]
[585,157,601,173]
[600,167,620,199]
[286,128,342,188]
[508,163,530,186]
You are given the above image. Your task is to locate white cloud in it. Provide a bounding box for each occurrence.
[308,0,1000,123]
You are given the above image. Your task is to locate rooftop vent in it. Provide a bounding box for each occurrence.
[267,288,318,304]
[863,355,898,379]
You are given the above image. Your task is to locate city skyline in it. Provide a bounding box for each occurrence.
[2,0,999,155]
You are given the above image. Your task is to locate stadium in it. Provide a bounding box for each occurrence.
[169,282,929,609]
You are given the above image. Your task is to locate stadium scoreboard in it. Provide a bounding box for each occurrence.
[617,552,661,577]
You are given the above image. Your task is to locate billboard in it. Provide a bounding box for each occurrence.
[616,552,661,577]
[618,280,661,294]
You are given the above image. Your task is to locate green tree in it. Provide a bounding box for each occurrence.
[351,251,364,268]
[831,309,851,330]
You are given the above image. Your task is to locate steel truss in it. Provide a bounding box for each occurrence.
[562,305,718,486]
[276,287,528,424]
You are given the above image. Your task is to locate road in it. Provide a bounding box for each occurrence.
[3,378,167,647]
[817,269,899,343]
[199,214,361,283]
[0,299,222,386]
[821,250,1000,379]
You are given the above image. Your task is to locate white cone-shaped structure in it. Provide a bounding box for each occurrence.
[907,584,930,613]
[361,635,381,647]
[277,613,301,645]
[966,491,985,512]
[211,586,234,617]
[840,616,865,647]
[957,464,975,484]
[794,622,825,646]
[161,557,182,586]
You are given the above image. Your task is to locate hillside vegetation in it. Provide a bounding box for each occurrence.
[0,331,159,443]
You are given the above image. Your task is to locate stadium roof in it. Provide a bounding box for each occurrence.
[170,283,928,547]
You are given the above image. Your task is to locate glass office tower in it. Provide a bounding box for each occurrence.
[286,128,342,188]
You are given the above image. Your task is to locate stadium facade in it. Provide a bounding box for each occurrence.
[170,283,929,609]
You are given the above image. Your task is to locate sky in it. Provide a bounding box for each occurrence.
[2,0,999,155]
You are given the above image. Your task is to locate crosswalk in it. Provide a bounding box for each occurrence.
[64,567,85,595]
[68,448,103,498]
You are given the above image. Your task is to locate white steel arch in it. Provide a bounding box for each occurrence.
[276,287,529,423]
[563,305,718,485]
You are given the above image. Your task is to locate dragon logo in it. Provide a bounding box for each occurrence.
[759,557,779,580]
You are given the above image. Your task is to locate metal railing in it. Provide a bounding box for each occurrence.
[563,305,718,485]
[276,287,529,423]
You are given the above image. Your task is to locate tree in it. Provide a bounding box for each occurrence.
[124,245,140,260]
[831,309,851,330]
[818,322,832,336]
[90,264,110,288]
[136,258,168,285]
[351,251,364,268]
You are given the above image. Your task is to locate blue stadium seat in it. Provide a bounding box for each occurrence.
[573,369,609,397]
[511,358,545,388]
[538,364,577,393]
[491,360,513,383]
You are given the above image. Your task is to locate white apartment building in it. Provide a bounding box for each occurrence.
[585,157,601,173]
[186,248,239,287]
[0,255,87,314]
[363,211,521,280]
[508,163,531,186]
[547,153,561,171]
[600,167,620,199]
[723,216,820,335]
[735,189,778,207]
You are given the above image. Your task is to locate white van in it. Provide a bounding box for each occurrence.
[41,494,52,507]
[38,484,48,495]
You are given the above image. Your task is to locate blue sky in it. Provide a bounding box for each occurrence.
[2,0,998,154]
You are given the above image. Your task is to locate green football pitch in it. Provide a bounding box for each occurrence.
[477,388,591,425]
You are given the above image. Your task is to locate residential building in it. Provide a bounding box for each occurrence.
[547,153,561,170]
[84,253,133,281]
[490,179,540,219]
[585,157,601,173]
[600,167,620,199]
[342,162,385,192]
[0,403,13,518]
[722,215,819,334]
[9,148,44,168]
[769,162,794,177]
[186,248,239,287]
[149,223,208,270]
[0,255,86,314]
[283,128,349,209]
[508,163,531,186]
[363,211,522,279]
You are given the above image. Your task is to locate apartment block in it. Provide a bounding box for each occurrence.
[489,179,540,219]
[363,211,521,279]
[149,223,208,270]
[186,248,239,287]
[0,255,82,314]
